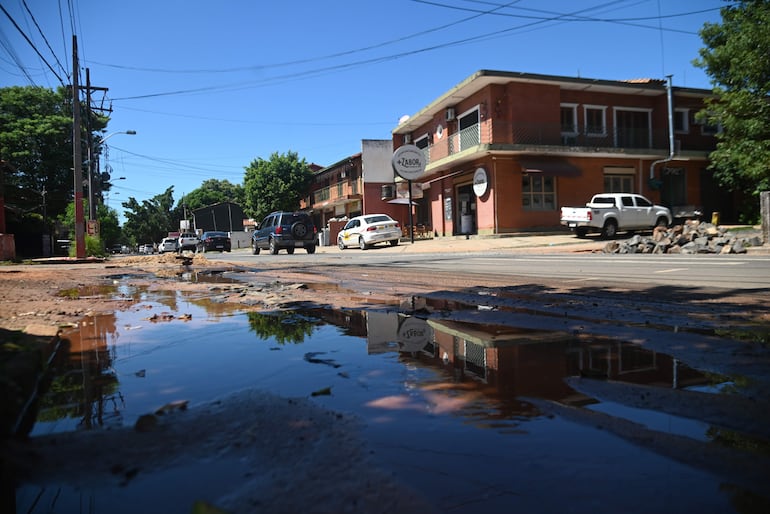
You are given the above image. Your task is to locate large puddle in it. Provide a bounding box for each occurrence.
[12,278,769,513]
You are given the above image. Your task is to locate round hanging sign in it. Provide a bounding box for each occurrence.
[392,144,426,181]
[473,167,488,197]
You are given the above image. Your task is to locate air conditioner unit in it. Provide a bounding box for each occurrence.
[404,133,412,144]
[445,107,455,121]
[381,184,395,200]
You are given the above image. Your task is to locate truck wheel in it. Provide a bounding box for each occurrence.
[252,242,260,255]
[575,227,588,238]
[655,217,669,229]
[269,238,279,255]
[306,244,316,254]
[601,220,618,239]
[286,247,295,255]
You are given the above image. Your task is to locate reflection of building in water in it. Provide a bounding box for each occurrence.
[425,319,710,404]
[36,313,122,432]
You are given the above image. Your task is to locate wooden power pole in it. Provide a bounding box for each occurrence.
[72,35,85,258]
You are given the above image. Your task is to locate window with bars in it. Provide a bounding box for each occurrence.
[522,174,556,210]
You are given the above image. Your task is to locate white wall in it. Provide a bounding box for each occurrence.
[361,139,394,183]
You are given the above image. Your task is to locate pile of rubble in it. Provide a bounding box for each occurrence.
[603,220,764,254]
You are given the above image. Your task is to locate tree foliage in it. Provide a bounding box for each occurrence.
[97,203,122,247]
[694,0,770,221]
[179,178,245,212]
[243,151,313,220]
[121,186,181,244]
[0,86,74,218]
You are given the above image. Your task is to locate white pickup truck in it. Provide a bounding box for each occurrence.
[560,193,672,238]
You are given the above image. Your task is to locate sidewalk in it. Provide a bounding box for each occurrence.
[316,231,608,254]
[314,227,769,255]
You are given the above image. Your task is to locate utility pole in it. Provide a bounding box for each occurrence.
[82,69,109,222]
[86,68,94,222]
[72,35,85,259]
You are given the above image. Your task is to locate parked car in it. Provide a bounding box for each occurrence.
[178,232,199,252]
[139,243,155,254]
[109,244,123,254]
[197,231,231,253]
[252,211,317,255]
[159,237,178,253]
[338,214,401,250]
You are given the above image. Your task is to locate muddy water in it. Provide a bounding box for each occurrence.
[13,281,768,513]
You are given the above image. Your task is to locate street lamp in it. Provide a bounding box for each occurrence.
[89,130,136,221]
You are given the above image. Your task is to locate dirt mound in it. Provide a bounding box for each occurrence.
[112,252,211,266]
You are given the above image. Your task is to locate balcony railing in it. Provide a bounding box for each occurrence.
[511,123,665,149]
[310,178,362,206]
[423,121,701,165]
[448,124,481,154]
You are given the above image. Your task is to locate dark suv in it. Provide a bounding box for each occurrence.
[252,211,317,255]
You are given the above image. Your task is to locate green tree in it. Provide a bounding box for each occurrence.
[0,86,73,219]
[243,151,313,220]
[179,179,245,212]
[694,0,770,222]
[97,203,122,248]
[121,187,181,244]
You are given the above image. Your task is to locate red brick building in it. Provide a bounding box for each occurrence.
[392,70,725,236]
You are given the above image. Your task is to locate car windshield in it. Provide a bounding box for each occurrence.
[364,215,392,224]
[207,232,227,237]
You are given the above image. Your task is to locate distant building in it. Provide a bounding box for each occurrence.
[191,202,245,232]
[302,139,426,231]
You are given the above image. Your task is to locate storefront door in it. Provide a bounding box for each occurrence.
[456,184,476,235]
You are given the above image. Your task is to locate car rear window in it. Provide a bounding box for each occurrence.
[365,215,391,223]
[286,214,309,223]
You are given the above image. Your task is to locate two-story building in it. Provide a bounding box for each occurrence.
[391,69,726,236]
[304,139,422,238]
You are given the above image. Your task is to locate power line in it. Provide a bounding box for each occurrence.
[106,0,711,102]
[21,0,68,81]
[0,3,65,85]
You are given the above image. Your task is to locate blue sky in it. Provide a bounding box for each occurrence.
[1,0,726,220]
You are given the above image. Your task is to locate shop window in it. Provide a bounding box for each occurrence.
[522,174,555,210]
[604,174,634,193]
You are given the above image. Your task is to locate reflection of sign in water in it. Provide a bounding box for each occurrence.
[397,316,432,352]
